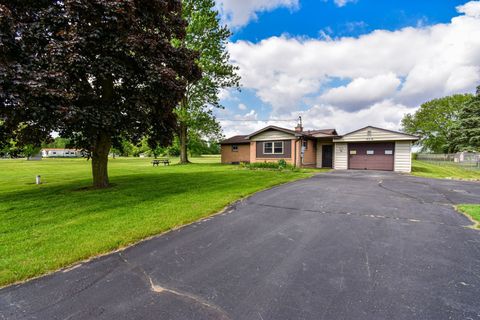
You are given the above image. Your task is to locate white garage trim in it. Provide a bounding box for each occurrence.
[394,141,412,173]
[333,143,348,170]
[333,126,418,143]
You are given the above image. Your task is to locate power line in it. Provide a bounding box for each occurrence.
[217,118,297,122]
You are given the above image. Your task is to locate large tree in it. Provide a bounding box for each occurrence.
[401,94,472,153]
[0,0,201,187]
[176,0,240,164]
[454,86,480,151]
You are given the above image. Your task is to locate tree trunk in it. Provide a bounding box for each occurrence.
[179,121,189,164]
[91,133,112,188]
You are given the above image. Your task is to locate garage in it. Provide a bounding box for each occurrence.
[332,126,419,173]
[348,142,394,171]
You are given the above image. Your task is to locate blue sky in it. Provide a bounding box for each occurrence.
[232,0,467,42]
[214,0,480,137]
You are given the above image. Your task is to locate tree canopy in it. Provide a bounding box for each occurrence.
[454,86,480,151]
[401,94,473,153]
[176,0,240,163]
[0,0,201,187]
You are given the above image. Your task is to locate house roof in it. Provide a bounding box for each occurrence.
[222,125,340,142]
[302,129,338,138]
[220,135,250,145]
[246,125,298,139]
[337,126,419,140]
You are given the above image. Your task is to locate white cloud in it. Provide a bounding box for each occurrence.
[334,0,357,8]
[242,109,258,120]
[216,0,299,28]
[225,1,480,135]
[319,73,401,111]
[457,1,480,18]
[292,100,412,134]
[238,103,247,110]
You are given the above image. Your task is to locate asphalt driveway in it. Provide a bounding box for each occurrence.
[1,171,480,320]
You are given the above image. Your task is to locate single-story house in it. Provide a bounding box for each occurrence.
[41,148,82,158]
[220,123,419,172]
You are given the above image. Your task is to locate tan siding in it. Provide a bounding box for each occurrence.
[334,127,416,142]
[294,140,301,167]
[302,139,316,166]
[221,144,250,163]
[250,130,295,141]
[334,143,348,169]
[249,141,256,162]
[394,141,412,172]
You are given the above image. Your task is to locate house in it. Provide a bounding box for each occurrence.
[220,122,419,172]
[41,148,82,158]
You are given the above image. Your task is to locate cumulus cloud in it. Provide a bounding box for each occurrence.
[291,100,412,134]
[334,0,357,8]
[216,0,299,28]
[457,1,480,18]
[238,103,247,110]
[319,73,401,111]
[226,1,480,133]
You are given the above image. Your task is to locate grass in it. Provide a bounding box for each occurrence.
[457,205,480,229]
[412,160,480,180]
[0,156,317,286]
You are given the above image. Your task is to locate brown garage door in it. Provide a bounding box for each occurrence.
[348,142,394,171]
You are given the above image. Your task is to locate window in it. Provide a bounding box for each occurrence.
[232,145,239,152]
[274,142,283,154]
[264,142,273,154]
[264,141,284,154]
[52,152,56,155]
[385,150,393,155]
[349,150,357,155]
[302,140,308,150]
[366,150,374,155]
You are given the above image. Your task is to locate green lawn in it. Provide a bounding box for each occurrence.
[0,157,317,286]
[457,205,480,229]
[412,160,480,180]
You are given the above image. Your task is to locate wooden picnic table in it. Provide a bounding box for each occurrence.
[151,158,170,166]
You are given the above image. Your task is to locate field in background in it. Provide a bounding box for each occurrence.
[416,153,480,171]
[0,156,314,286]
[412,160,480,180]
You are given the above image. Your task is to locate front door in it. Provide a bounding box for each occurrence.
[322,145,333,168]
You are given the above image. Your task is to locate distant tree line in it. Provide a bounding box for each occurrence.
[1,135,221,159]
[402,85,480,153]
[0,0,237,187]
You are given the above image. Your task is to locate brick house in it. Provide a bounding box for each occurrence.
[220,123,418,173]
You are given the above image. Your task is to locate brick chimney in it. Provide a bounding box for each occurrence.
[295,116,303,133]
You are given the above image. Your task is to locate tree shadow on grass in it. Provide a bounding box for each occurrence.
[0,169,283,233]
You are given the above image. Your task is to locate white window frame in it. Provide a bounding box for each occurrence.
[302,140,308,150]
[232,145,239,152]
[385,150,393,155]
[366,150,375,155]
[263,141,284,155]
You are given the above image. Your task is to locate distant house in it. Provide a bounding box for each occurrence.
[41,148,82,158]
[220,123,419,173]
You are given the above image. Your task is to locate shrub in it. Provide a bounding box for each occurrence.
[278,159,287,169]
[241,160,298,171]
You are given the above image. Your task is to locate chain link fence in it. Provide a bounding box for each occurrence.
[417,152,480,170]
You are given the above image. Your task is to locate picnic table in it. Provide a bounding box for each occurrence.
[151,158,170,166]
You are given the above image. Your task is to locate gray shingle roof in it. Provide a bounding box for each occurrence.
[220,135,250,144]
